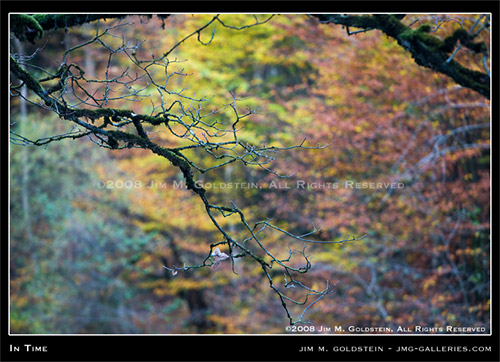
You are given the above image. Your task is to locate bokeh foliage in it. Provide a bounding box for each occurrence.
[10,14,490,333]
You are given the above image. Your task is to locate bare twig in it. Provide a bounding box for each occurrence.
[10,14,349,325]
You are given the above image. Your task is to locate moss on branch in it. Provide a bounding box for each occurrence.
[11,14,171,44]
[32,14,128,30]
[10,14,44,43]
[10,14,129,43]
[11,54,201,197]
[313,14,490,99]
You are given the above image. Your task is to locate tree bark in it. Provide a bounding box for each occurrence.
[313,14,490,99]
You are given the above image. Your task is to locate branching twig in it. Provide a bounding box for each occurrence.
[10,14,356,325]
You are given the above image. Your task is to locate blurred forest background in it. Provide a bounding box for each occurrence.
[10,14,490,334]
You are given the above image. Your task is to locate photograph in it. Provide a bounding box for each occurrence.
[4,4,498,362]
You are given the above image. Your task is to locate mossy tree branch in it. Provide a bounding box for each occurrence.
[10,14,378,325]
[313,14,490,99]
[10,14,170,44]
[11,31,353,323]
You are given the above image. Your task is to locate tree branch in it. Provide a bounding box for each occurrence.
[313,14,490,99]
[10,34,349,324]
[10,14,170,43]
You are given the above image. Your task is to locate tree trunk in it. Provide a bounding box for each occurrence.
[13,39,34,245]
[166,235,215,333]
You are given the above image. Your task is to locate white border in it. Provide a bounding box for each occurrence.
[7,12,493,337]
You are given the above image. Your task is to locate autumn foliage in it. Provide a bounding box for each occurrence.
[10,14,490,334]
